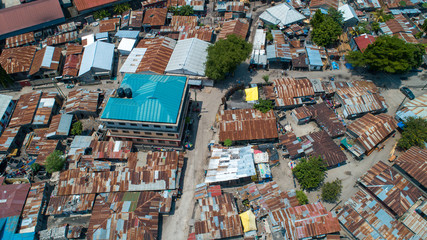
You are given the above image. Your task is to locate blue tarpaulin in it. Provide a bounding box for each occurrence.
[332,61,339,70]
[345,63,354,69]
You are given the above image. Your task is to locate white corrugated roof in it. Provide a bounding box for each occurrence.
[118,38,136,52]
[338,4,359,22]
[165,38,210,76]
[120,48,147,73]
[79,41,115,76]
[260,3,305,27]
[0,94,13,122]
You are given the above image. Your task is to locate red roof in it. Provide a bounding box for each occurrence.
[0,183,31,218]
[0,0,64,39]
[354,34,376,53]
[208,185,222,197]
[74,0,121,12]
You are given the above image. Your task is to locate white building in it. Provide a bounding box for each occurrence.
[339,4,359,27]
[260,3,306,29]
[165,38,210,76]
[117,38,136,55]
[78,41,115,82]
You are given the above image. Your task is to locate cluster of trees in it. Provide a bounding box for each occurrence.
[321,179,342,203]
[398,117,427,150]
[168,5,194,16]
[113,3,131,14]
[346,36,425,73]
[310,8,343,47]
[296,190,309,205]
[254,99,273,113]
[71,121,83,135]
[94,9,111,20]
[292,156,327,190]
[205,34,252,81]
[45,150,65,174]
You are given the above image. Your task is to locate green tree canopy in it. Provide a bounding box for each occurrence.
[310,10,343,47]
[224,139,233,147]
[45,150,65,174]
[262,75,269,83]
[0,65,14,88]
[422,20,427,32]
[205,34,252,81]
[71,121,83,135]
[321,179,342,203]
[113,3,131,14]
[373,8,393,22]
[346,36,425,73]
[397,117,427,150]
[31,163,41,173]
[168,5,194,16]
[94,10,110,20]
[254,99,273,113]
[296,190,309,205]
[292,156,327,190]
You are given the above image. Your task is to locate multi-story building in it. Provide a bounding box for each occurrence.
[100,74,190,148]
[0,95,15,136]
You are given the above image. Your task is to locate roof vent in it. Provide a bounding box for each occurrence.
[117,88,125,98]
[125,88,132,98]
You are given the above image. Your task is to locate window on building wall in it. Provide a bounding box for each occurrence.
[130,123,137,126]
[111,129,118,133]
[134,131,140,134]
[108,122,114,125]
[123,130,129,133]
[166,126,173,129]
[158,140,165,143]
[142,124,149,127]
[145,132,152,135]
[169,141,176,144]
[154,125,161,128]
[8,102,12,107]
[126,138,132,141]
[167,134,174,137]
[148,139,154,143]
[119,122,125,125]
[156,133,162,136]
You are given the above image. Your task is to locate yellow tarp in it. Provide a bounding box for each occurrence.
[245,87,259,102]
[239,210,257,232]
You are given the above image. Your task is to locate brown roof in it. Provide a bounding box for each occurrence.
[65,89,100,114]
[129,11,144,28]
[292,105,312,120]
[171,16,198,27]
[26,137,60,165]
[5,32,35,48]
[87,192,162,240]
[0,127,23,153]
[178,26,213,42]
[226,1,247,12]
[135,37,176,74]
[309,0,338,9]
[143,8,168,26]
[195,192,243,239]
[18,182,46,233]
[66,44,84,55]
[383,0,415,8]
[347,113,397,152]
[0,183,31,218]
[166,0,187,7]
[99,18,120,32]
[394,147,427,189]
[218,19,249,40]
[278,132,303,158]
[269,202,341,239]
[42,31,79,46]
[33,92,61,126]
[29,46,62,76]
[309,103,346,138]
[301,130,347,167]
[218,108,278,142]
[273,78,314,107]
[0,45,36,74]
[0,0,64,39]
[63,54,82,77]
[9,92,42,128]
[74,0,120,12]
[47,194,96,215]
[90,139,133,160]
[337,189,415,240]
[359,161,422,216]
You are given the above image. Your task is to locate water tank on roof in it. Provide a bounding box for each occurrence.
[117,88,125,98]
[125,88,132,98]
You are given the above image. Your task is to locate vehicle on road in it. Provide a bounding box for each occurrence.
[399,87,415,100]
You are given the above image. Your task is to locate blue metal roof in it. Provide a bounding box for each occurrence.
[95,32,108,40]
[115,30,140,39]
[0,216,35,240]
[101,74,187,124]
[306,47,323,66]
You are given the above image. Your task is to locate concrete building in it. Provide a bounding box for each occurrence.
[100,74,190,148]
[78,41,115,82]
[0,95,15,136]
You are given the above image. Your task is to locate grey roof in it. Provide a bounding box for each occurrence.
[78,41,115,76]
[306,47,323,66]
[68,135,92,156]
[95,32,108,40]
[58,114,73,135]
[0,94,13,121]
[165,38,210,76]
[338,4,359,23]
[260,3,305,28]
[114,30,140,39]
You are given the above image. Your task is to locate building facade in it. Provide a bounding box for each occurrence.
[100,74,190,148]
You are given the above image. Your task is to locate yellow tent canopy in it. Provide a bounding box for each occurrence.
[245,87,259,102]
[239,210,257,232]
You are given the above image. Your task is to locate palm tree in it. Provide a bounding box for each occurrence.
[113,3,131,14]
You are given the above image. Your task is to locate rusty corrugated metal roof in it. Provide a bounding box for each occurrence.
[401,201,427,239]
[0,45,36,74]
[87,192,162,240]
[9,91,42,128]
[269,202,341,239]
[273,78,314,107]
[171,16,198,27]
[336,86,387,117]
[0,127,23,153]
[42,31,78,46]
[337,189,415,240]
[292,105,312,120]
[66,44,83,55]
[47,194,96,215]
[129,10,143,28]
[18,182,46,233]
[359,161,422,217]
[195,192,243,239]
[29,46,62,76]
[135,37,176,74]
[178,26,213,42]
[309,103,346,138]
[347,113,397,152]
[394,147,427,189]
[309,0,338,8]
[26,136,60,165]
[65,89,100,115]
[5,32,35,48]
[63,54,82,77]
[99,18,120,32]
[143,8,167,26]
[33,92,61,126]
[74,0,121,12]
[90,139,133,160]
[218,108,278,142]
[218,19,249,40]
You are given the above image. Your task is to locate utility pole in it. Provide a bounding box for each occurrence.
[52,78,66,99]
[396,96,407,113]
